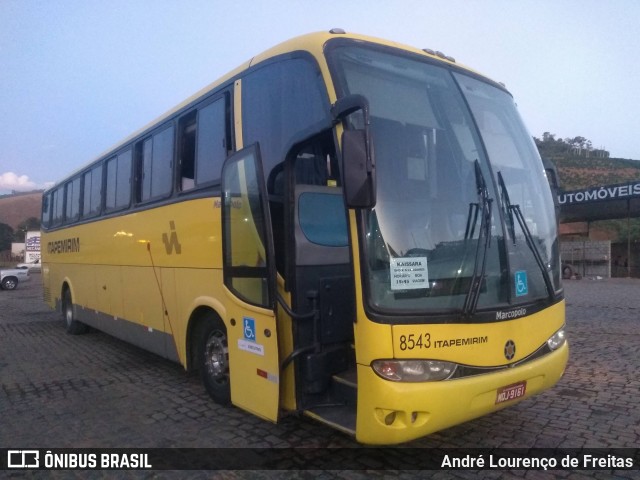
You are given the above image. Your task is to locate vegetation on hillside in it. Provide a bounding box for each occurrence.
[535,133,640,242]
[0,217,40,252]
[534,133,640,191]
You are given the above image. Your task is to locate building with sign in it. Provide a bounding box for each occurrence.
[559,180,640,278]
[24,231,41,264]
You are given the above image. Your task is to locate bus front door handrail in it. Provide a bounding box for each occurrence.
[277,291,321,372]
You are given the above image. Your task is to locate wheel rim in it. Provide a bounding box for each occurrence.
[204,330,229,383]
[5,279,16,289]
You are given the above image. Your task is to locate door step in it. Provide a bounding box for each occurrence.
[304,404,356,436]
[303,365,357,435]
[331,366,357,406]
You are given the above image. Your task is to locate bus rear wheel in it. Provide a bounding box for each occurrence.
[197,315,231,405]
[62,287,87,335]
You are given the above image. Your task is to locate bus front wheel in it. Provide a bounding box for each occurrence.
[197,315,231,405]
[62,288,87,335]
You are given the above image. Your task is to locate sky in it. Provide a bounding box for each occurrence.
[1,0,640,194]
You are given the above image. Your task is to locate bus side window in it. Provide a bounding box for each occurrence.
[82,164,102,218]
[135,125,174,203]
[178,111,197,191]
[41,193,51,227]
[105,150,132,211]
[64,177,81,224]
[51,187,64,227]
[195,96,228,186]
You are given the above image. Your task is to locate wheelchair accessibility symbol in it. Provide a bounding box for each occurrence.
[515,271,528,297]
[243,317,256,341]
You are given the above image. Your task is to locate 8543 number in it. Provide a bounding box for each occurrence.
[398,333,431,351]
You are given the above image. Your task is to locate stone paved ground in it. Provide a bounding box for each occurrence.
[0,275,638,479]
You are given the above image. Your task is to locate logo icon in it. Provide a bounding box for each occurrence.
[7,450,39,469]
[515,271,528,297]
[162,221,182,255]
[504,340,516,360]
[243,317,256,341]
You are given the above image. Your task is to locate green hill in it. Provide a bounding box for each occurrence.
[555,156,640,191]
[534,133,640,191]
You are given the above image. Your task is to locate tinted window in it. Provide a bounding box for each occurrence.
[65,177,81,223]
[51,188,64,226]
[196,97,228,185]
[105,150,132,211]
[222,146,272,307]
[178,112,196,191]
[140,138,153,200]
[152,127,173,197]
[82,164,102,218]
[298,191,348,246]
[242,57,330,188]
[41,193,51,227]
[138,125,174,201]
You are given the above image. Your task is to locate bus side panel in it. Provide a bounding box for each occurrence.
[96,265,124,321]
[122,266,167,337]
[159,267,180,362]
[52,264,97,314]
[71,264,98,313]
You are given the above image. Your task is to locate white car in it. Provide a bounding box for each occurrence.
[16,259,41,272]
[0,268,31,290]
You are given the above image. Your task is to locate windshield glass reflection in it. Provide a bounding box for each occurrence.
[330,45,559,316]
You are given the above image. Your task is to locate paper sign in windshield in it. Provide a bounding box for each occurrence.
[390,257,429,290]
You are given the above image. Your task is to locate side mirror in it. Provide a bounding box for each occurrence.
[341,129,376,208]
[331,95,376,208]
[541,157,561,222]
[541,157,560,193]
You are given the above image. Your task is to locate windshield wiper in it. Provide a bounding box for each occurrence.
[497,171,554,301]
[462,160,493,317]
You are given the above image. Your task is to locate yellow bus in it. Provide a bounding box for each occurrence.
[41,29,568,445]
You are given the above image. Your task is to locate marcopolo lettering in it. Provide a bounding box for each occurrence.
[496,308,527,320]
[47,237,80,254]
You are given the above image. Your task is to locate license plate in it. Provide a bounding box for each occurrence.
[495,381,527,404]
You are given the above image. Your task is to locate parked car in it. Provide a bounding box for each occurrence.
[16,258,41,272]
[0,268,31,290]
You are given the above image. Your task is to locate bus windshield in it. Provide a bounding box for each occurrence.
[329,44,560,317]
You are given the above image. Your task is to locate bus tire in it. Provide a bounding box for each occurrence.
[197,314,231,405]
[62,287,87,335]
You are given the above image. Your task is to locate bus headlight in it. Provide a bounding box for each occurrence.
[547,327,566,351]
[372,359,457,382]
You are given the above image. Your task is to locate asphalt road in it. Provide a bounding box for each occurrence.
[1,274,638,479]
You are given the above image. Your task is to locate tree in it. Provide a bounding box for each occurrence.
[14,217,41,241]
[534,132,609,160]
[601,218,640,242]
[0,223,14,252]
